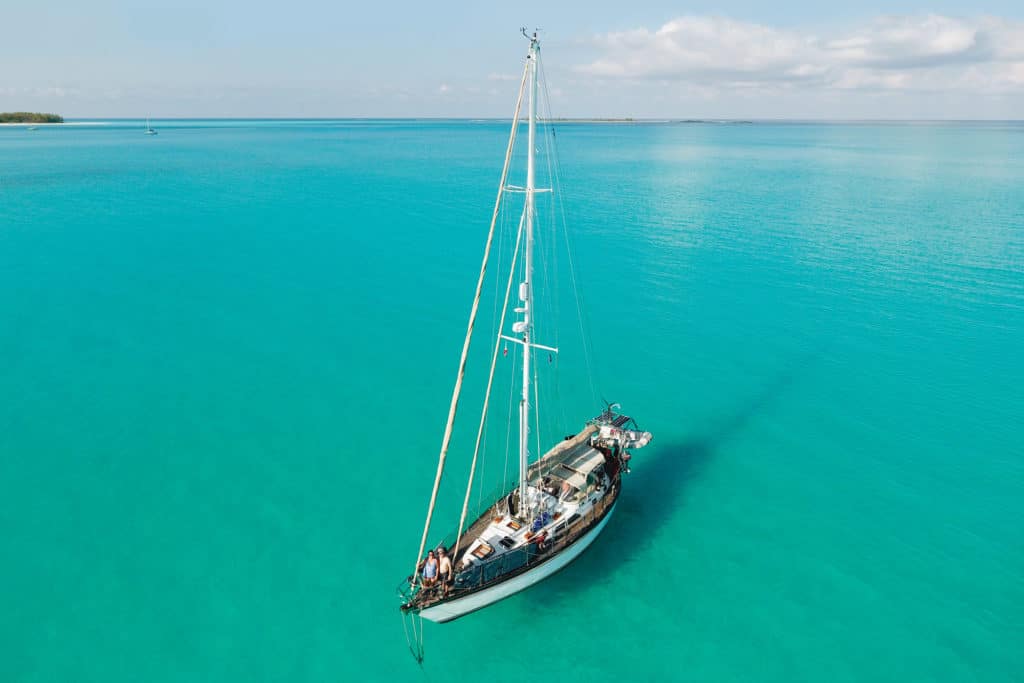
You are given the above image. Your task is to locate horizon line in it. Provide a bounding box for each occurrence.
[50,117,1024,123]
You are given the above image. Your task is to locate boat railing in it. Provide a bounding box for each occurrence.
[447,479,619,594]
[398,482,618,607]
[588,408,635,430]
[396,478,514,602]
[423,461,583,562]
[399,539,547,605]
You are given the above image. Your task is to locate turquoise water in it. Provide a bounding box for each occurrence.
[2,120,1022,682]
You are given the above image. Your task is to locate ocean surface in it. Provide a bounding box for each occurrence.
[1,119,1022,682]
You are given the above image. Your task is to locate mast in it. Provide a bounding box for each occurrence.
[518,32,539,517]
[409,55,531,588]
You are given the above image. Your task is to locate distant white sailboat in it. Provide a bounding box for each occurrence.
[144,118,157,135]
[397,30,652,661]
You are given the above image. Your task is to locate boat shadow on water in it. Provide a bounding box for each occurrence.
[520,363,807,610]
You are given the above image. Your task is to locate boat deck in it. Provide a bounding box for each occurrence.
[407,423,618,611]
[400,410,648,617]
[449,426,600,568]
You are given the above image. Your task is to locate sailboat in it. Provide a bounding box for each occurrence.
[397,31,652,652]
[144,118,157,135]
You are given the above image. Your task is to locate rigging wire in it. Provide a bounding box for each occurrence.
[534,80,573,460]
[405,41,608,662]
[478,176,512,511]
[540,105,570,436]
[529,176,553,454]
[502,334,517,496]
[401,611,424,665]
[452,210,527,563]
[533,328,541,461]
[501,206,526,498]
[403,56,530,665]
[538,55,602,409]
[531,133,560,446]
[546,110,563,437]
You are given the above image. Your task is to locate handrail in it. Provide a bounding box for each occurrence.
[399,480,619,607]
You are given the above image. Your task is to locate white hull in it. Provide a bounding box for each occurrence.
[419,503,616,623]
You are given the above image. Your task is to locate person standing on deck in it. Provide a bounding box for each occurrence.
[422,550,438,587]
[438,547,453,594]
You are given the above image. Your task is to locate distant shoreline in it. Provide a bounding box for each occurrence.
[0,122,109,126]
[3,118,1020,127]
[50,118,1023,123]
[0,112,63,123]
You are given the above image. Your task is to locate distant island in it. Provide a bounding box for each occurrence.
[0,112,63,123]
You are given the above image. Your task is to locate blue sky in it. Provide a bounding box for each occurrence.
[1,0,1022,118]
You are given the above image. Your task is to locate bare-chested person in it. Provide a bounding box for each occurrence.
[438,547,453,593]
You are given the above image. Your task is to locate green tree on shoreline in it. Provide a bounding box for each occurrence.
[0,112,64,123]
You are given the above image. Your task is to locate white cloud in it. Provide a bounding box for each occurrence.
[578,14,1024,95]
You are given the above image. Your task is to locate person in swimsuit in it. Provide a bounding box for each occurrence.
[422,550,438,587]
